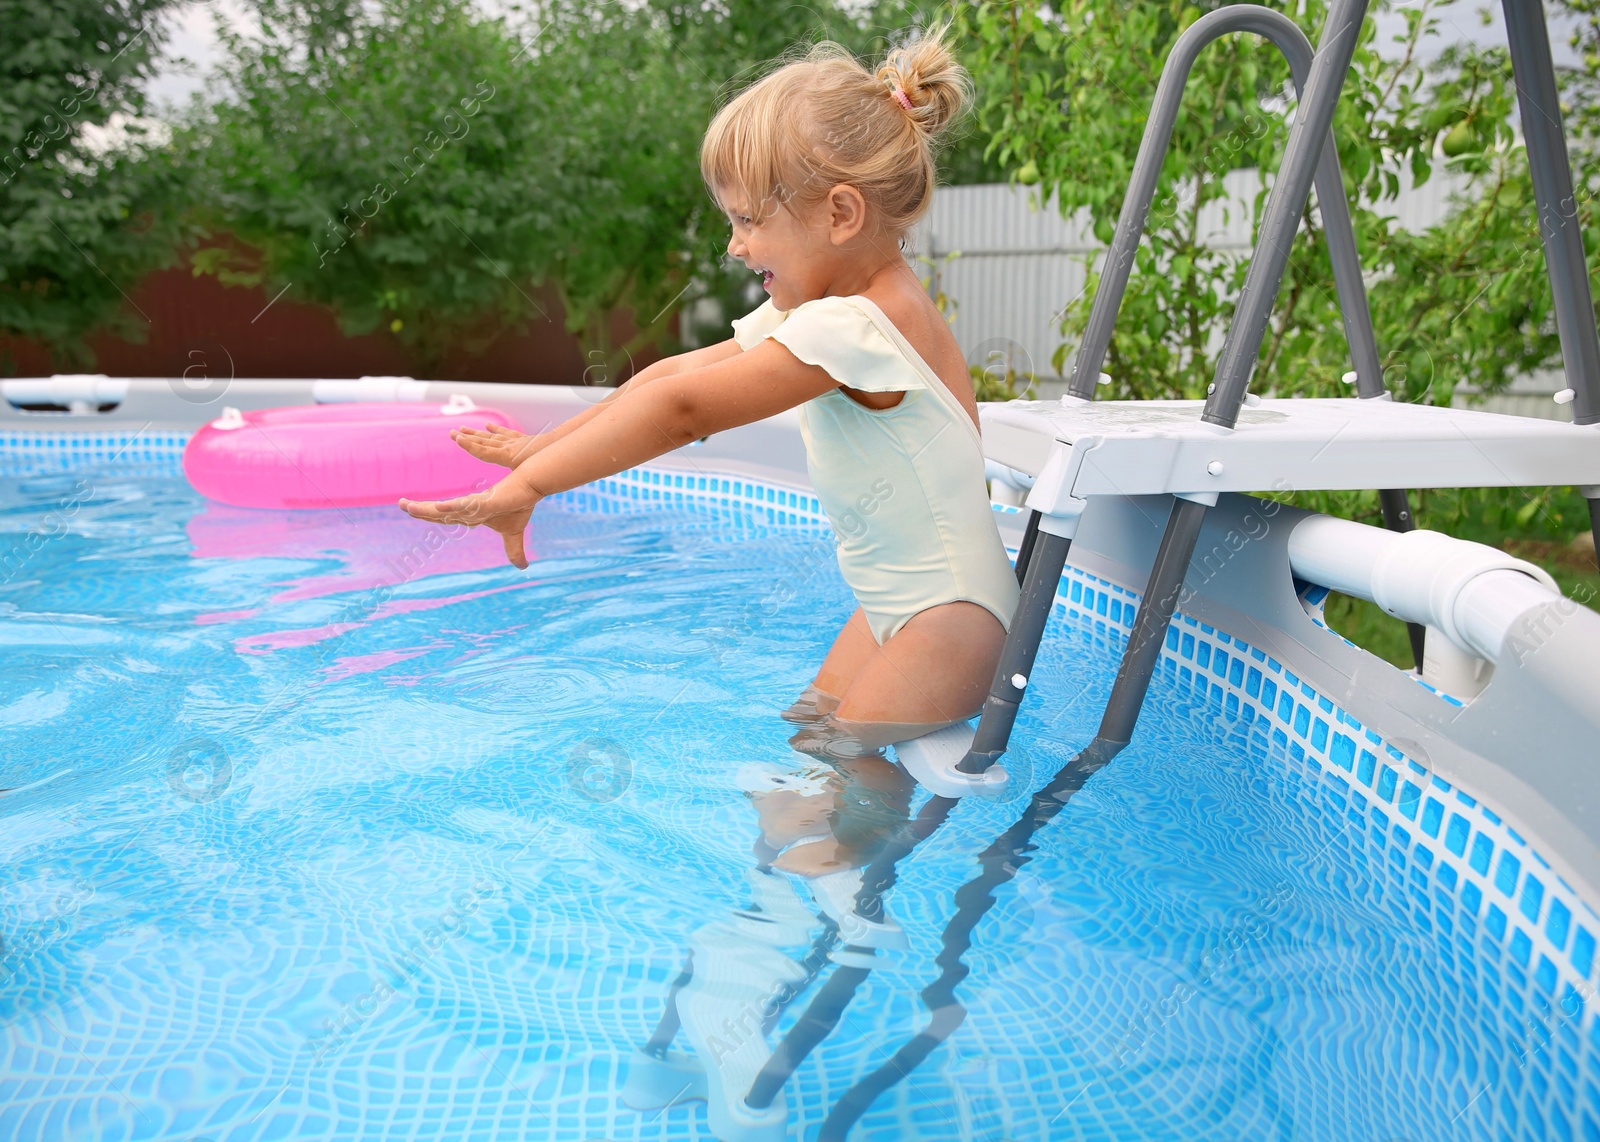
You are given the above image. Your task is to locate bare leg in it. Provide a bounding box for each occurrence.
[833,601,1005,726]
[778,684,840,725]
[788,601,1006,756]
[780,607,876,724]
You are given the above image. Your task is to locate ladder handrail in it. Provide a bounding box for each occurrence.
[1204,0,1371,427]
[1064,2,1426,665]
[1068,5,1385,402]
[1503,0,1600,428]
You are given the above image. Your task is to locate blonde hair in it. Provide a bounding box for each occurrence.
[700,21,972,240]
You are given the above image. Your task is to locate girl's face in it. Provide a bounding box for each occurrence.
[720,185,865,311]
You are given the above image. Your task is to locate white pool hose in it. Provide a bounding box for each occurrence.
[1287,517,1561,663]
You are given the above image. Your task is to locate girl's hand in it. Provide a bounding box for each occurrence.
[451,423,540,469]
[398,478,543,569]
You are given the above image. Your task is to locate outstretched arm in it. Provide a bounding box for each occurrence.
[516,337,835,492]
[454,338,747,468]
[401,338,836,566]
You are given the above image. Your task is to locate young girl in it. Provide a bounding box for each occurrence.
[401,23,1021,754]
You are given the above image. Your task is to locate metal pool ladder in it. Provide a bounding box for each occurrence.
[931,0,1600,799]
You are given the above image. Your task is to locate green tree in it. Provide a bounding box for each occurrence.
[956,0,1566,410]
[1278,24,1559,410]
[182,0,701,377]
[0,0,195,370]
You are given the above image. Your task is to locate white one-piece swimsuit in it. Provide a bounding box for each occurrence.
[731,294,1021,646]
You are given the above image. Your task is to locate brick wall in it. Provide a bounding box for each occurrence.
[0,252,669,384]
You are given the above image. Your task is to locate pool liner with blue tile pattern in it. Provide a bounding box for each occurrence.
[1,429,1597,1141]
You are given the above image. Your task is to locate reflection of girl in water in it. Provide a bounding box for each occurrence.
[746,749,912,884]
[621,745,914,1140]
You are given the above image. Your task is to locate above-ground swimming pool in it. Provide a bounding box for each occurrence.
[2,430,1599,1141]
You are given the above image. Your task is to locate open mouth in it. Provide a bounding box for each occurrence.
[759,269,774,289]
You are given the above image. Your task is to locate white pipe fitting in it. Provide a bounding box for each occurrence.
[312,376,429,403]
[1422,624,1494,697]
[985,459,1036,508]
[1451,568,1566,660]
[984,458,1035,492]
[2,375,129,410]
[1287,517,1560,663]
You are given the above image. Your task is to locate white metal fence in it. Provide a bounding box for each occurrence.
[898,175,1567,419]
[904,176,1257,382]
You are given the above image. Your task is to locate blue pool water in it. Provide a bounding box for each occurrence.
[2,443,1598,1142]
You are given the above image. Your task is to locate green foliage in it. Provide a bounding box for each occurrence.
[0,0,196,368]
[1263,482,1594,543]
[955,0,1576,408]
[957,0,1268,397]
[969,360,1038,401]
[1296,29,1559,407]
[177,0,710,376]
[0,0,1015,376]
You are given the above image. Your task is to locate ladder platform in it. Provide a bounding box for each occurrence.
[982,398,1600,503]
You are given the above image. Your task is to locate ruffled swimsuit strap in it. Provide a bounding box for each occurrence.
[841,295,982,447]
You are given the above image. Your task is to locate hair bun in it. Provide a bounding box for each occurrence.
[701,19,974,240]
[873,20,971,138]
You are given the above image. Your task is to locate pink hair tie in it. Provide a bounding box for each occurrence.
[890,86,914,113]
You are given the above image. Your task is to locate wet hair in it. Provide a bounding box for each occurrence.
[700,20,972,241]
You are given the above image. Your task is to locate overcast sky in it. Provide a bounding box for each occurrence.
[144,0,248,114]
[142,1,1586,116]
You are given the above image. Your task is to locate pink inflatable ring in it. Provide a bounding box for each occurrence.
[182,397,523,509]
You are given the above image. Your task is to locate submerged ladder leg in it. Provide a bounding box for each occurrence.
[812,504,1211,1130]
[1502,0,1600,573]
[815,754,1106,1140]
[816,494,1210,1135]
[642,954,695,1056]
[743,795,957,1110]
